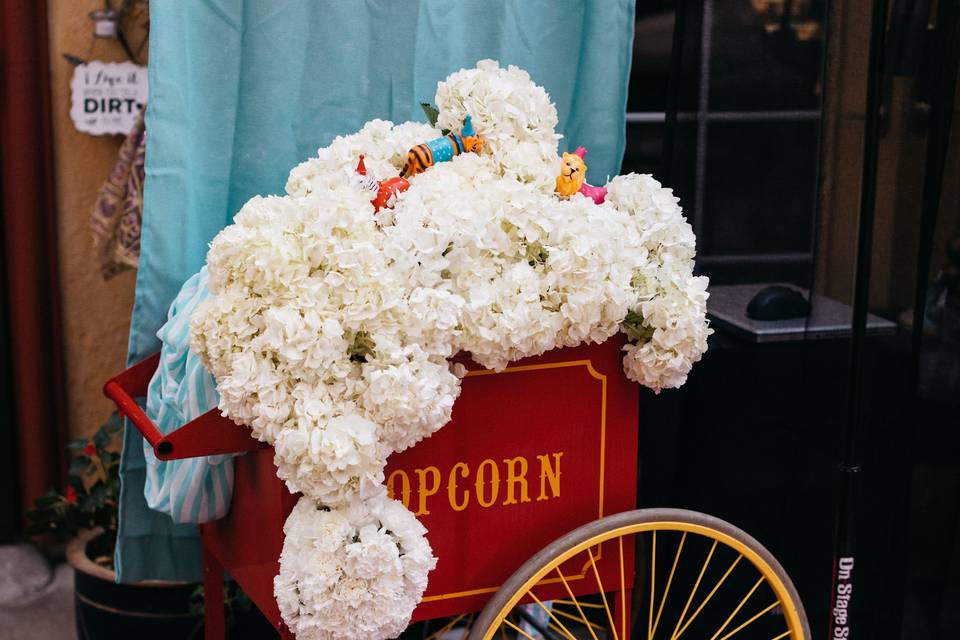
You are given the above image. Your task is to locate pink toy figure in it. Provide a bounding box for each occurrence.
[573,147,608,204]
[579,182,608,205]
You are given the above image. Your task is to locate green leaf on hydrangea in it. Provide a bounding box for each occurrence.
[347,330,376,363]
[421,102,450,134]
[420,102,440,127]
[621,309,655,343]
[525,241,548,267]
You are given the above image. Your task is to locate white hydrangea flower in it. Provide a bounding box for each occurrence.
[605,173,713,392]
[275,495,436,640]
[435,59,560,189]
[359,351,461,453]
[286,120,440,198]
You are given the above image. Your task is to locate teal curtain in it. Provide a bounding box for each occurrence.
[118,0,635,583]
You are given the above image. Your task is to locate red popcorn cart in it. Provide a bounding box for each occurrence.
[105,337,810,640]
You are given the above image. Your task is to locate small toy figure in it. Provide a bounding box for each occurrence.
[555,149,586,197]
[350,155,379,193]
[554,147,607,204]
[351,155,411,213]
[372,176,410,212]
[579,181,608,205]
[400,115,484,178]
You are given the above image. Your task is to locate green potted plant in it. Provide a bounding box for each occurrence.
[27,413,204,639]
[27,413,276,639]
[27,414,122,549]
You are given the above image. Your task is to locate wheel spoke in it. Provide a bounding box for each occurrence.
[528,591,578,640]
[709,577,765,640]
[586,546,619,640]
[648,531,657,640]
[460,614,475,639]
[716,601,779,640]
[674,554,744,639]
[553,599,605,610]
[670,540,717,639]
[555,566,601,640]
[651,531,687,638]
[770,631,791,640]
[503,618,537,640]
[619,536,627,640]
[426,614,465,640]
[552,607,606,631]
[514,606,565,640]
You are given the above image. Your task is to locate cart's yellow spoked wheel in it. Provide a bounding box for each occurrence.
[468,509,809,640]
[423,613,477,640]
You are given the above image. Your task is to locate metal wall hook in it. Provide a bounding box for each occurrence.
[75,0,149,65]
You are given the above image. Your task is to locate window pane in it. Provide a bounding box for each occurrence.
[621,121,697,220]
[701,120,818,256]
[630,3,702,113]
[629,8,674,112]
[709,1,826,112]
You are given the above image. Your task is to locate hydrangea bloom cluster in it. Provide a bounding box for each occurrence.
[274,494,435,640]
[434,60,560,188]
[605,175,712,390]
[190,60,710,639]
[191,178,462,505]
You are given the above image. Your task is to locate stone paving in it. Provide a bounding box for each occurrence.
[0,545,74,640]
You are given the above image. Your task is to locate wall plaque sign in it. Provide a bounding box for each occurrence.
[70,61,147,135]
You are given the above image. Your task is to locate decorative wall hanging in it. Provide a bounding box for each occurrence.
[90,104,145,278]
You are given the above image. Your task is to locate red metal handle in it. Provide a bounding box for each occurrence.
[103,353,171,457]
[104,379,169,453]
[103,353,265,460]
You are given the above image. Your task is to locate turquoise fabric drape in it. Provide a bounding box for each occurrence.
[118,0,635,583]
[142,268,233,525]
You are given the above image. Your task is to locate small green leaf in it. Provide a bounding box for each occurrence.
[524,241,549,267]
[26,412,124,543]
[420,102,440,127]
[31,493,62,508]
[347,330,376,364]
[93,427,112,450]
[69,458,90,476]
[621,309,655,343]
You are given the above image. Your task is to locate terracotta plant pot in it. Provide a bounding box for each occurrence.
[66,529,202,639]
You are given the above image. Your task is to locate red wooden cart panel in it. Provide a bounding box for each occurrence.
[108,337,639,633]
[393,337,639,620]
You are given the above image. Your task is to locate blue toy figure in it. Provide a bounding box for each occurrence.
[400,115,485,178]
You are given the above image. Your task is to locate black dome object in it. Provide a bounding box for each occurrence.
[746,285,812,321]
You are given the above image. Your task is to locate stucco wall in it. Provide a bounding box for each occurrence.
[47,1,148,437]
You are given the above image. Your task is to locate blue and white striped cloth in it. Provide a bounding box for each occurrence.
[143,268,235,523]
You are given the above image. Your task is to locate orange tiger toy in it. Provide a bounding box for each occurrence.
[400,115,484,178]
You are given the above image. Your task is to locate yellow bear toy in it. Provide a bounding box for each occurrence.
[555,148,587,198]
